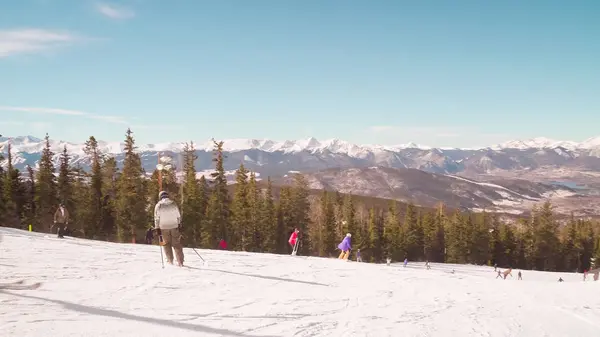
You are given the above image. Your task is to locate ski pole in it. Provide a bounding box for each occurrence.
[159,244,164,268]
[192,248,205,261]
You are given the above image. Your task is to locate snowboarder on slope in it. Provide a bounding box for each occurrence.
[154,191,184,267]
[426,261,431,270]
[386,257,391,266]
[337,233,352,260]
[403,258,408,267]
[219,239,228,250]
[356,249,362,262]
[53,203,70,238]
[289,228,299,254]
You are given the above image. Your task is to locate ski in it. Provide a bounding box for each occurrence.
[291,239,299,255]
[0,282,41,290]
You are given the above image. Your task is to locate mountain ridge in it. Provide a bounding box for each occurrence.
[3,134,600,157]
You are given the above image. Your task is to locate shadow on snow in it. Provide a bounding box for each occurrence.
[1,290,279,337]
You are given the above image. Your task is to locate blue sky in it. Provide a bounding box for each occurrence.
[0,0,599,147]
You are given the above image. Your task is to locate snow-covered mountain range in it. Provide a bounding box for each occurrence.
[3,135,600,156]
[2,134,600,215]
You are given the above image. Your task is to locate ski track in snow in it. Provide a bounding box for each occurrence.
[1,227,600,337]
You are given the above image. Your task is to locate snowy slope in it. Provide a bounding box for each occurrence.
[2,228,600,337]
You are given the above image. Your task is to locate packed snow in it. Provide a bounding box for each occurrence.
[2,227,600,336]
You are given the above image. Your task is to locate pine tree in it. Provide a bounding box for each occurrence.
[261,177,277,253]
[469,212,490,265]
[291,174,311,255]
[57,146,73,207]
[342,194,358,246]
[115,129,146,243]
[276,186,294,253]
[71,165,90,237]
[367,207,383,262]
[83,137,104,238]
[181,142,204,247]
[247,172,261,251]
[100,157,119,238]
[231,163,250,250]
[561,214,581,272]
[56,146,76,234]
[0,144,5,224]
[499,223,517,267]
[35,134,57,232]
[445,210,469,264]
[383,201,402,261]
[318,190,337,257]
[2,142,21,227]
[21,165,37,229]
[403,202,422,260]
[204,140,230,248]
[422,210,437,261]
[533,201,560,271]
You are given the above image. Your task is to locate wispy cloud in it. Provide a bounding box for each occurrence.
[0,28,82,58]
[0,106,174,131]
[95,2,135,19]
[0,106,127,124]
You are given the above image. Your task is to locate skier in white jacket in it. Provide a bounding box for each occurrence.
[154,191,184,266]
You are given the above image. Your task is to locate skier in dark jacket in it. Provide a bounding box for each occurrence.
[145,228,154,244]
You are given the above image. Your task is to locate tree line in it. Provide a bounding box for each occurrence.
[1,129,600,272]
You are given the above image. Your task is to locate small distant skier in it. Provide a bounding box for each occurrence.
[218,238,228,250]
[425,261,431,270]
[558,277,564,282]
[496,270,502,279]
[337,233,352,260]
[502,268,513,280]
[583,269,588,281]
[52,203,70,238]
[494,263,497,272]
[386,257,391,266]
[356,249,362,262]
[145,228,154,244]
[154,191,184,267]
[403,258,408,267]
[518,271,522,280]
[289,228,299,255]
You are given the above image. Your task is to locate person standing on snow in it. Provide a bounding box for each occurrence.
[289,228,299,255]
[145,228,154,244]
[218,238,228,250]
[154,191,184,267]
[403,258,408,267]
[337,233,352,260]
[53,203,70,238]
[356,249,362,262]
